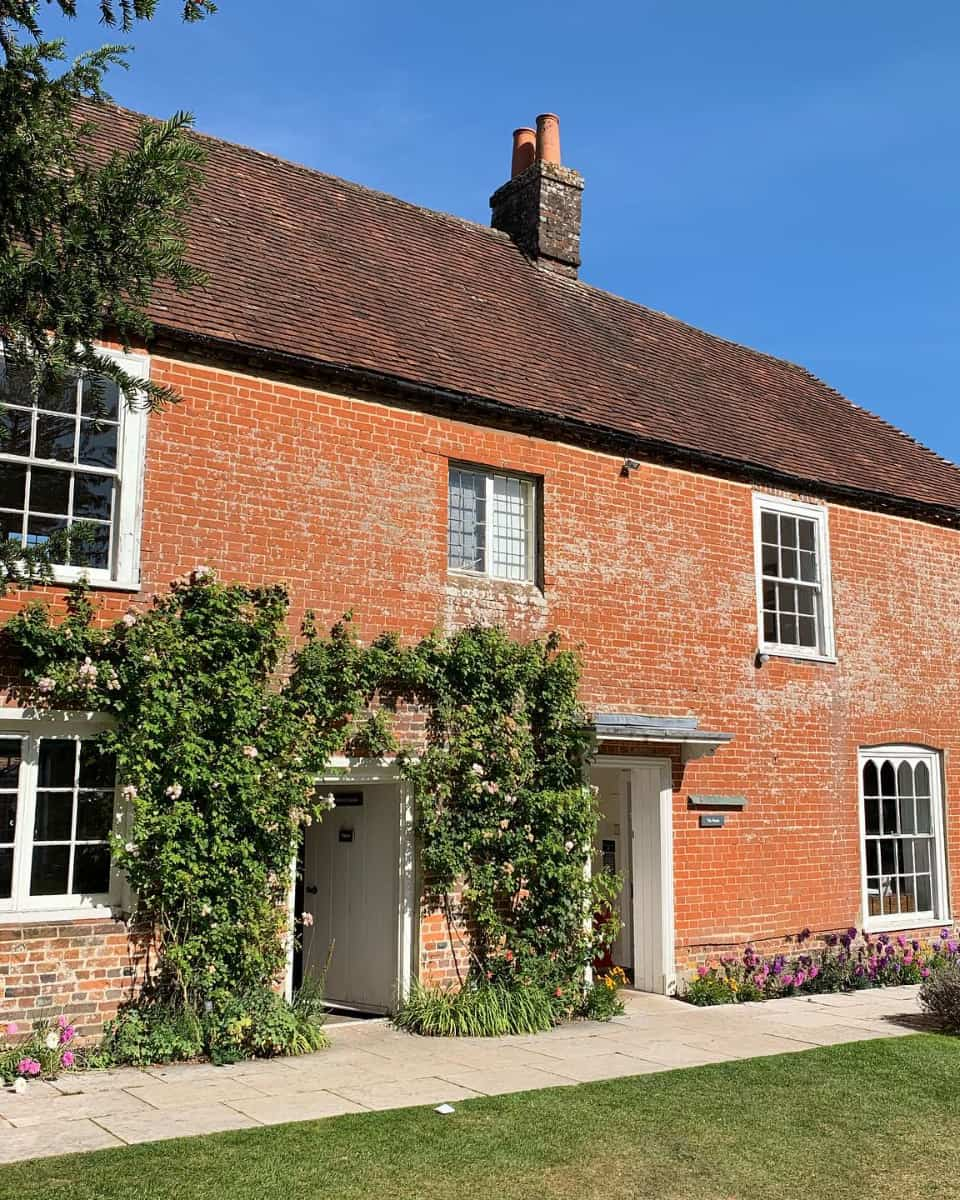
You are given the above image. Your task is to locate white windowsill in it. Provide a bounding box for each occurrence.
[758,646,838,665]
[27,566,142,593]
[0,903,121,925]
[862,913,945,935]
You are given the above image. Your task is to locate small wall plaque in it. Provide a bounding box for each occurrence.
[699,813,725,829]
[688,795,747,810]
[338,828,354,842]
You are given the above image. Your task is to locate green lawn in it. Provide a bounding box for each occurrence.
[2,1035,960,1200]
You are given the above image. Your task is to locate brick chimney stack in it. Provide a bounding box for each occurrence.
[490,113,584,279]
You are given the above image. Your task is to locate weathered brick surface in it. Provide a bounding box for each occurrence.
[2,352,959,1013]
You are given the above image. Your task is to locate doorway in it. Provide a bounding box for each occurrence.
[295,782,409,1014]
[592,757,675,994]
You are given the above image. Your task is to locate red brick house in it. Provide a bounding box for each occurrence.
[2,108,959,1028]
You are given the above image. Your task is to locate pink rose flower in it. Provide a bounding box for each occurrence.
[61,1051,75,1069]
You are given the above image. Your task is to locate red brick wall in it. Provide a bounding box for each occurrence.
[3,350,959,1016]
[0,920,142,1038]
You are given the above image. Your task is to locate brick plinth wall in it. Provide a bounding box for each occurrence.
[0,919,142,1038]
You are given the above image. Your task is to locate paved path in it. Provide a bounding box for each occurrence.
[0,985,935,1164]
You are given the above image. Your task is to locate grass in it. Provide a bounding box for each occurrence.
[2,1035,960,1200]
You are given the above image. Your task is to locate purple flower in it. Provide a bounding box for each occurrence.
[941,928,950,941]
[921,967,931,978]
[795,970,807,986]
[896,935,906,949]
[847,927,859,940]
[809,965,820,979]
[912,940,920,952]
[782,973,795,987]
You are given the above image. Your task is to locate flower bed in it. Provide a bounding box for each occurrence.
[682,926,960,1005]
[1,1016,79,1088]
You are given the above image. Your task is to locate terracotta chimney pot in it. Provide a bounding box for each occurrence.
[535,113,561,165]
[511,127,536,177]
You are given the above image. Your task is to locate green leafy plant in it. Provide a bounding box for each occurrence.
[98,1000,203,1067]
[581,967,628,1021]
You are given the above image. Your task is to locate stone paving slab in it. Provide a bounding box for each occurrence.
[95,1101,260,1146]
[0,1118,123,1164]
[0,984,930,1165]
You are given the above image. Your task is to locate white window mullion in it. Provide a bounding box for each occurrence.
[484,473,494,578]
[13,735,39,911]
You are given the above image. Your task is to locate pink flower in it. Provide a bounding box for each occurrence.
[921,967,931,978]
[37,677,55,694]
[300,911,314,928]
[697,965,709,977]
[60,1026,75,1044]
[781,974,795,987]
[57,1015,68,1028]
[17,1058,41,1077]
[61,1051,75,1069]
[242,745,259,759]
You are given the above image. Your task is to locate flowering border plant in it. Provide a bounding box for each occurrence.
[0,1016,77,1084]
[683,926,960,1006]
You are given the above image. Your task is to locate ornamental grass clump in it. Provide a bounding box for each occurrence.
[683,926,960,1006]
[919,961,960,1032]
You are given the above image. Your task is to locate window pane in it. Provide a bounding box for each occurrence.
[0,847,11,899]
[865,839,879,873]
[760,511,778,543]
[1,511,23,547]
[71,521,110,570]
[862,760,879,796]
[881,795,897,835]
[34,413,76,462]
[30,844,70,895]
[799,550,818,582]
[77,791,114,840]
[29,466,71,516]
[0,463,27,511]
[916,794,932,834]
[79,742,116,789]
[73,844,111,895]
[915,839,931,872]
[448,468,485,571]
[780,516,797,547]
[77,419,118,470]
[914,761,930,796]
[897,761,913,797]
[81,377,119,422]
[797,587,815,617]
[38,740,76,788]
[798,519,816,551]
[780,547,798,579]
[761,544,779,575]
[73,473,113,521]
[798,616,817,647]
[26,514,68,555]
[34,791,73,841]
[0,739,21,789]
[0,795,16,845]
[780,612,798,644]
[36,372,78,415]
[916,875,933,912]
[880,761,896,795]
[491,475,530,580]
[899,796,916,835]
[864,797,880,836]
[0,404,32,456]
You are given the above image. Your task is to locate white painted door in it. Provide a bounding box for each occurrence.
[629,761,675,995]
[301,784,400,1013]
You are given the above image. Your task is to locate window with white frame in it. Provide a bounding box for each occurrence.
[0,349,149,587]
[859,746,947,928]
[0,724,119,916]
[448,465,537,582]
[752,493,835,659]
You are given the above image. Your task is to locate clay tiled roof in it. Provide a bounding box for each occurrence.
[92,104,960,516]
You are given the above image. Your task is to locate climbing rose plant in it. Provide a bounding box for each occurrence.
[4,573,332,1007]
[388,626,619,997]
[5,577,614,1015]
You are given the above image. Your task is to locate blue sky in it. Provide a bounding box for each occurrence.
[49,1,960,463]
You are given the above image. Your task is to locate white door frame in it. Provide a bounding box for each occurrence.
[285,757,416,1009]
[594,754,676,995]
